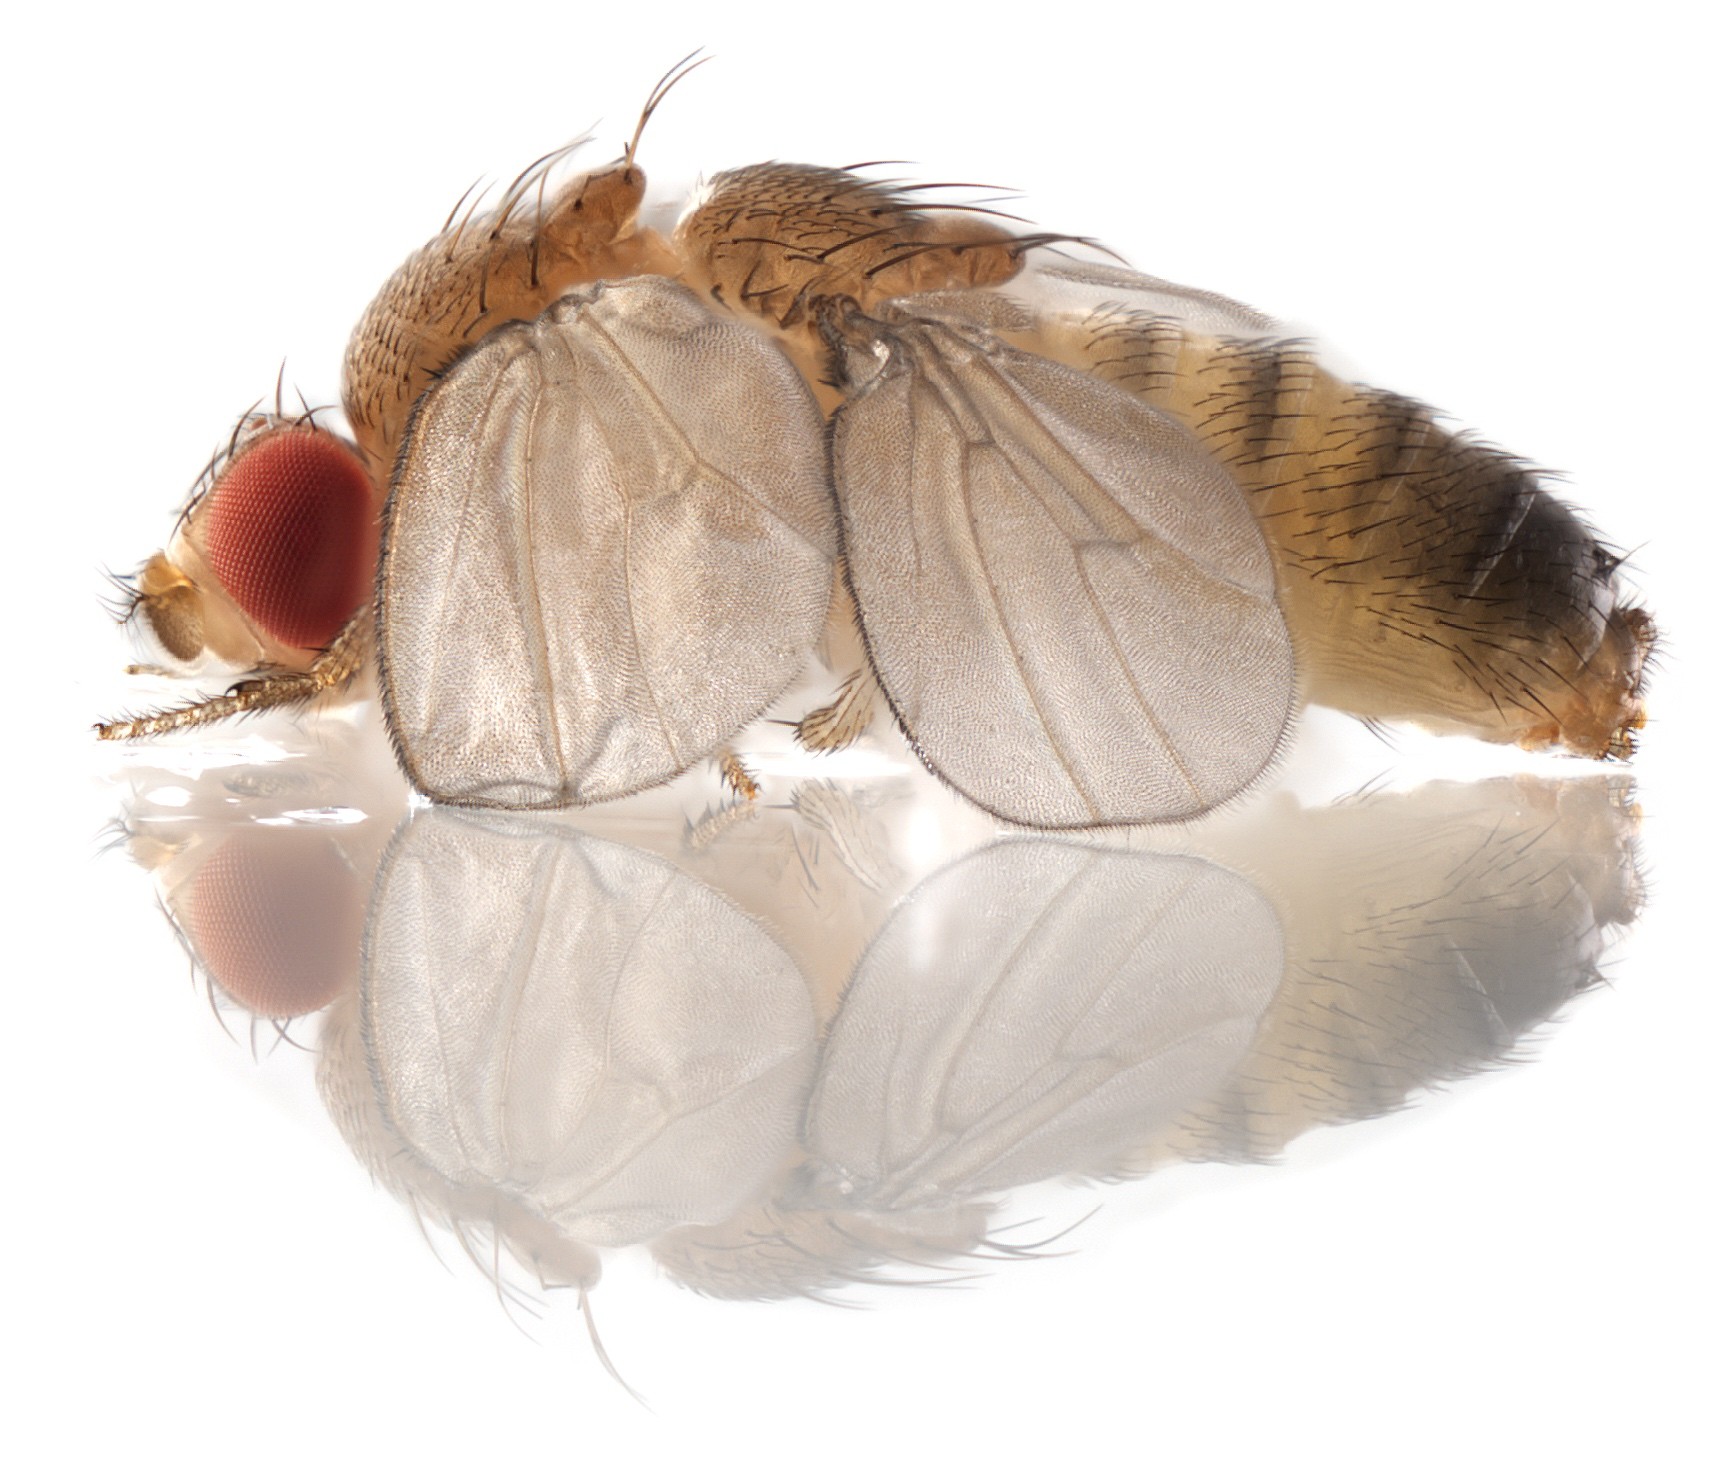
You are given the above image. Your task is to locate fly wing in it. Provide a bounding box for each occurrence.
[1026,259,1278,338]
[828,304,1293,828]
[379,276,837,808]
[887,262,1274,340]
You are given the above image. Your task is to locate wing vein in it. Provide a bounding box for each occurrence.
[953,437,1101,817]
[580,314,829,554]
[919,345,1204,807]
[578,390,679,763]
[416,359,512,727]
[957,345,1275,603]
[517,358,569,783]
[912,362,1100,817]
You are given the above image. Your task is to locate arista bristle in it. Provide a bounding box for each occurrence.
[202,426,377,650]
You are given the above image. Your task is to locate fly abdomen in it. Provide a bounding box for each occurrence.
[1043,304,1652,757]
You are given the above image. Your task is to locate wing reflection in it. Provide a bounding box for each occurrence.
[347,813,818,1256]
[115,751,1641,1308]
[805,844,1284,1204]
[657,778,1641,1298]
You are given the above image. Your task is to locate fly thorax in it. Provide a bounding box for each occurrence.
[676,163,1023,337]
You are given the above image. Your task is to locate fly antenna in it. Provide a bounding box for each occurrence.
[624,49,711,180]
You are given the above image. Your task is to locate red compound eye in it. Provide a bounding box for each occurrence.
[201,427,377,649]
[184,832,364,1018]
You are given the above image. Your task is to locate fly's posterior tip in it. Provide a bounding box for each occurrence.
[1551,602,1658,762]
[1610,603,1659,760]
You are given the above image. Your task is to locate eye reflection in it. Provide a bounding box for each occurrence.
[114,745,1641,1312]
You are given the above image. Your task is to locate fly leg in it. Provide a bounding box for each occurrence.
[96,607,370,741]
[718,748,761,802]
[795,664,879,753]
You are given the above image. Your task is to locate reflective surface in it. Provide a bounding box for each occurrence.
[110,707,1644,1320]
[74,675,1694,1455]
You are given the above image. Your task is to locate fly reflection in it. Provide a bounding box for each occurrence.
[115,758,1640,1309]
[1143,778,1640,1168]
[803,844,1285,1205]
[112,713,404,1036]
[345,814,817,1255]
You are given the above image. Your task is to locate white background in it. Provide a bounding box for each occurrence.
[10,2,1705,1462]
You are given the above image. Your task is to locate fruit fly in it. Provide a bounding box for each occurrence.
[97,57,1654,829]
